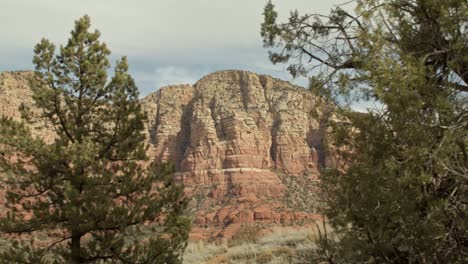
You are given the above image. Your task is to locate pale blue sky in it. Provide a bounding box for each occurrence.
[1,0,351,97]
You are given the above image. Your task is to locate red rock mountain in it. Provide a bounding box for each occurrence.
[0,70,332,239]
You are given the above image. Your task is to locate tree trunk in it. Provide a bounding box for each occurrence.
[71,230,82,263]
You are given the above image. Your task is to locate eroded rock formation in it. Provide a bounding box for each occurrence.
[143,70,325,184]
[0,70,331,240]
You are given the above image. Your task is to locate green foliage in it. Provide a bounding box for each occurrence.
[0,15,190,263]
[276,171,322,213]
[262,0,467,263]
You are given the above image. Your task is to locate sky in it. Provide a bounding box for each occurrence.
[1,0,352,97]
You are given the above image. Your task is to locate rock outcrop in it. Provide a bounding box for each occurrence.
[141,70,329,239]
[143,70,325,183]
[0,71,53,141]
[0,71,33,121]
[0,70,331,240]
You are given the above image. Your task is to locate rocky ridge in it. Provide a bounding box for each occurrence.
[0,70,331,240]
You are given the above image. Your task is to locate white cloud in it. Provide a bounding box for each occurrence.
[152,66,210,88]
[1,0,354,95]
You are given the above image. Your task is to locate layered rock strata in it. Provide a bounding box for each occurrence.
[0,70,330,239]
[141,71,328,239]
[142,71,326,196]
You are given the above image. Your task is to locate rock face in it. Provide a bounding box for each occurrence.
[0,71,54,141]
[0,71,32,121]
[143,70,324,180]
[141,70,329,239]
[0,70,330,240]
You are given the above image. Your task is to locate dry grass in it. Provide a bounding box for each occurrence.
[183,240,228,264]
[183,225,330,264]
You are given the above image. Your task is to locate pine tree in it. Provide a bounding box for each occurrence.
[0,15,190,263]
[262,0,467,263]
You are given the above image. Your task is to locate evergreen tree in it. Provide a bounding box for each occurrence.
[0,15,190,263]
[262,0,467,263]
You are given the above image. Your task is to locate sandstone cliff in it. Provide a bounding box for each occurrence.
[143,70,325,177]
[0,70,331,240]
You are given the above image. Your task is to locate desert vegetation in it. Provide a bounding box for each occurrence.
[262,0,467,262]
[183,226,329,264]
[0,0,466,263]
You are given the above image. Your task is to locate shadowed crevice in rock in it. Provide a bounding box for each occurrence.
[176,100,194,170]
[258,74,270,95]
[238,71,251,113]
[269,114,280,167]
[307,123,326,170]
[209,97,227,141]
[152,90,162,145]
[143,84,194,163]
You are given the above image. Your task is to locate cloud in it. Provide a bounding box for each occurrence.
[1,0,353,96]
[1,0,348,61]
[130,65,213,96]
[152,66,211,88]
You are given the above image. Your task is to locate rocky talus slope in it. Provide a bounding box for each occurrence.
[0,70,332,240]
